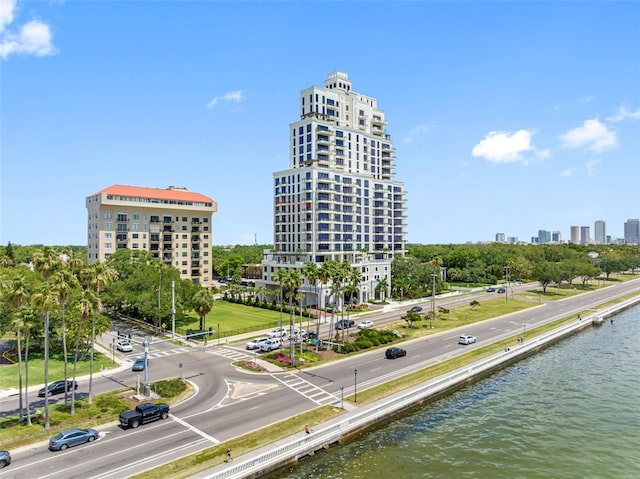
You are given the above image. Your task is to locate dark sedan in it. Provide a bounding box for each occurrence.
[49,428,99,451]
[385,347,407,359]
[38,380,78,397]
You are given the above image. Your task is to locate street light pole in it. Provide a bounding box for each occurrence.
[431,273,437,329]
[354,369,358,403]
[504,265,510,302]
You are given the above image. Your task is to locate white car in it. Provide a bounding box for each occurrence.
[246,337,268,350]
[357,320,374,329]
[116,341,133,352]
[267,328,287,339]
[259,338,282,352]
[458,334,477,345]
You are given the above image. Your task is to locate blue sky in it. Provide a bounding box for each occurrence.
[1,0,639,247]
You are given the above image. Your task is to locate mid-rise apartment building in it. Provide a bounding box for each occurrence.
[259,71,407,305]
[86,185,218,287]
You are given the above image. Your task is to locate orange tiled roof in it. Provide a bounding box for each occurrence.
[92,185,214,204]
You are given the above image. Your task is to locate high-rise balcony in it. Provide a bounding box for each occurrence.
[371,116,386,126]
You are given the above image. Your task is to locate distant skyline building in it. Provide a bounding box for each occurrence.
[86,185,218,287]
[495,233,505,243]
[594,220,607,244]
[538,230,551,244]
[570,226,580,244]
[552,230,562,243]
[259,71,406,305]
[580,226,591,245]
[624,218,640,245]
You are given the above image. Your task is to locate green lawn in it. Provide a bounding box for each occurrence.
[0,351,113,390]
[177,300,291,338]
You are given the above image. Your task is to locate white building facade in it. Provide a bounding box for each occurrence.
[259,72,407,306]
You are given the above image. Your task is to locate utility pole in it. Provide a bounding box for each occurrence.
[171,281,176,338]
[431,273,438,329]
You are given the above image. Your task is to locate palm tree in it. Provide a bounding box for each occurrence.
[72,288,96,415]
[274,268,289,330]
[18,305,37,426]
[51,269,79,407]
[302,261,319,331]
[318,261,334,335]
[31,284,57,430]
[84,262,117,405]
[376,277,389,301]
[192,289,214,331]
[283,269,302,362]
[3,275,30,422]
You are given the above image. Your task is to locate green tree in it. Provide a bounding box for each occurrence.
[192,289,215,331]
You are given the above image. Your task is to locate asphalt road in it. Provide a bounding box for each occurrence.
[1,278,639,478]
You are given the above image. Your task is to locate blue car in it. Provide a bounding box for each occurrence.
[49,428,99,451]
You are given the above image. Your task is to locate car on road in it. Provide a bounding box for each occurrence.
[486,287,496,292]
[335,319,355,330]
[246,336,268,350]
[497,288,506,293]
[38,380,78,397]
[132,357,147,371]
[458,334,477,345]
[117,341,133,352]
[267,328,287,339]
[357,320,374,329]
[385,347,407,359]
[48,428,99,451]
[0,450,10,469]
[259,338,282,352]
[410,306,423,312]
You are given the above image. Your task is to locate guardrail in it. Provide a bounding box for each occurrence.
[199,295,640,479]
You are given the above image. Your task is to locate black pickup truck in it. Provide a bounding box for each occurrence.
[335,319,355,330]
[119,402,170,429]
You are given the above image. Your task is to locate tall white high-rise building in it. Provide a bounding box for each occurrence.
[594,220,606,244]
[624,218,640,245]
[259,72,407,305]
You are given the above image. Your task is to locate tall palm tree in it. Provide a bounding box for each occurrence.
[51,269,79,407]
[376,277,389,301]
[301,261,319,333]
[31,284,57,430]
[3,275,30,422]
[318,261,334,335]
[274,268,289,330]
[283,269,302,362]
[85,262,117,405]
[72,288,96,415]
[18,305,37,426]
[192,289,214,331]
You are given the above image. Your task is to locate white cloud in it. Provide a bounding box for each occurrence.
[0,0,56,60]
[402,123,432,144]
[471,129,534,163]
[0,0,17,33]
[559,118,617,151]
[207,89,244,109]
[607,105,640,122]
[559,168,574,177]
[585,158,602,176]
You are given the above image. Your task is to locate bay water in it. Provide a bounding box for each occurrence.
[276,304,640,478]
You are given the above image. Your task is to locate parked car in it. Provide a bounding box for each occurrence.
[246,336,268,350]
[410,306,423,312]
[0,450,10,469]
[132,357,147,371]
[486,287,496,292]
[357,320,374,329]
[458,334,477,345]
[38,380,78,397]
[267,328,287,339]
[259,338,282,352]
[385,347,407,359]
[48,428,99,451]
[117,341,133,352]
[497,288,506,293]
